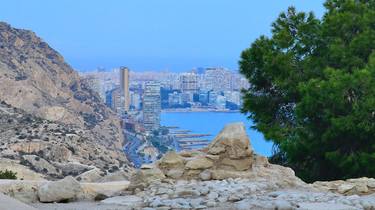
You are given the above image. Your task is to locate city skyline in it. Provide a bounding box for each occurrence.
[82,66,248,114]
[1,0,325,71]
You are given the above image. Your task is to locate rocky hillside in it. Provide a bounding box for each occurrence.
[0,22,131,176]
[0,101,132,179]
[1,123,375,210]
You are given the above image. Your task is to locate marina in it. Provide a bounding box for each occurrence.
[168,128,212,151]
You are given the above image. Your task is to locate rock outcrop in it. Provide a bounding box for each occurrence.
[130,122,305,189]
[0,22,132,177]
[0,178,130,203]
[37,176,81,203]
[313,177,375,196]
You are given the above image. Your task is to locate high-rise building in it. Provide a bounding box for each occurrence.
[168,91,182,107]
[130,91,142,110]
[120,67,130,112]
[198,91,209,105]
[208,91,218,105]
[143,81,161,133]
[204,67,232,91]
[106,87,124,115]
[224,91,241,106]
[180,73,198,93]
[216,95,227,109]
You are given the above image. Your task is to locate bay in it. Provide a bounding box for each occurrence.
[161,111,273,157]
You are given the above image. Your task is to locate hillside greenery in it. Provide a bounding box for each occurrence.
[0,170,17,179]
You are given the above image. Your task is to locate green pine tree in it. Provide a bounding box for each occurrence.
[240,0,375,182]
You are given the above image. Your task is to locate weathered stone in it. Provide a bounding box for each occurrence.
[273,200,293,210]
[205,154,220,161]
[129,168,165,190]
[175,188,200,198]
[179,150,205,158]
[351,184,369,194]
[78,181,130,200]
[199,170,211,181]
[297,202,357,210]
[185,170,202,177]
[313,177,375,195]
[338,184,355,194]
[253,154,270,166]
[368,180,375,188]
[100,195,143,208]
[220,157,252,171]
[37,176,81,203]
[210,169,251,180]
[228,194,243,202]
[208,122,253,159]
[140,164,154,169]
[207,192,219,200]
[158,151,184,169]
[185,157,213,170]
[166,169,184,179]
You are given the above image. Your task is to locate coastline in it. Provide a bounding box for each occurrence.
[161,108,240,113]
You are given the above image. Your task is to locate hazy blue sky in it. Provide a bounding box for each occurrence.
[1,1,325,72]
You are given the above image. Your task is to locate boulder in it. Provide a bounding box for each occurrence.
[185,157,213,170]
[220,157,252,171]
[179,150,205,158]
[166,168,184,179]
[158,151,185,169]
[78,181,130,200]
[37,176,82,202]
[338,183,355,194]
[208,122,253,159]
[101,195,143,208]
[128,167,165,190]
[199,170,212,181]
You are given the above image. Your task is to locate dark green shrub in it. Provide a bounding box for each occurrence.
[0,170,17,179]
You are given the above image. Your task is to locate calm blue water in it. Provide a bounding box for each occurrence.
[161,112,273,157]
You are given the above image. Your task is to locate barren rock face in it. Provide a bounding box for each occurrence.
[0,22,131,176]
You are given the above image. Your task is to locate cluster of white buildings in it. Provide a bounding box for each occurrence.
[80,67,249,132]
[159,67,249,109]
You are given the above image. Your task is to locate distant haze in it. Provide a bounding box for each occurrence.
[1,0,325,71]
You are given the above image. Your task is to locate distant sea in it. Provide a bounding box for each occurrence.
[161,111,273,157]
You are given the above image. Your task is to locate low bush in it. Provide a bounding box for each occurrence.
[0,170,17,179]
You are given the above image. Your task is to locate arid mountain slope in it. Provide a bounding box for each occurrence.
[0,22,131,176]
